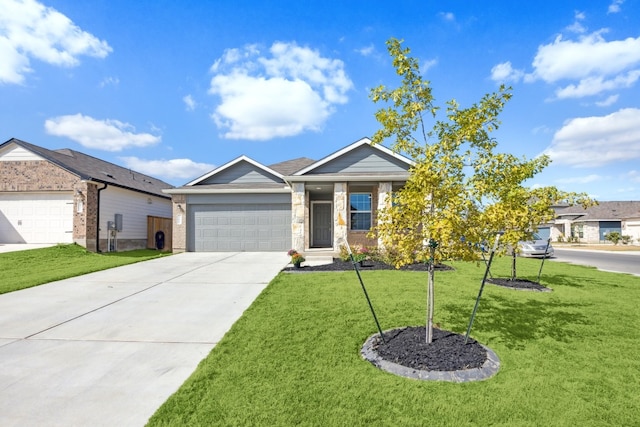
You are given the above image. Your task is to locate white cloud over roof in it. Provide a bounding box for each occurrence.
[543,108,640,167]
[44,114,160,152]
[208,42,353,140]
[0,0,111,84]
[119,157,215,181]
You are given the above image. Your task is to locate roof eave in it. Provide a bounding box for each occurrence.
[284,174,410,182]
[163,187,292,195]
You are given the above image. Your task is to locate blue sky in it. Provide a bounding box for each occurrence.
[1,0,639,201]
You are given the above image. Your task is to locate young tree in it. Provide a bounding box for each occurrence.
[370,38,591,343]
[484,183,594,281]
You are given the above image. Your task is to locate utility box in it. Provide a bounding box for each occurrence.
[107,221,116,231]
[115,214,123,232]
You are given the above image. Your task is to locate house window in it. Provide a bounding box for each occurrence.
[350,193,371,231]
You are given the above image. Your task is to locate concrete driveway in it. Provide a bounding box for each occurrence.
[0,252,288,426]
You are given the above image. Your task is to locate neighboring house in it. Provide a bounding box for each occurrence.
[546,201,640,245]
[0,138,173,251]
[164,137,413,253]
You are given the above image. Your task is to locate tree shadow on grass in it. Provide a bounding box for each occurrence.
[442,295,591,350]
[543,271,623,289]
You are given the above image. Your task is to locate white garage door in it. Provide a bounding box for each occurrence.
[189,203,291,252]
[0,193,73,244]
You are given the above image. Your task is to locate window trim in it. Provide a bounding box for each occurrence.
[349,192,372,231]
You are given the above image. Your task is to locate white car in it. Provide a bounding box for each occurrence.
[517,234,554,258]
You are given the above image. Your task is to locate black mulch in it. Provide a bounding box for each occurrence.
[487,277,551,292]
[283,258,454,272]
[371,326,487,371]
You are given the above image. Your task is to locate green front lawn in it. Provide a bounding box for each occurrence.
[0,244,171,294]
[148,257,640,426]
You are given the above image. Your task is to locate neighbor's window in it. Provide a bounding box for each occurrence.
[350,193,371,231]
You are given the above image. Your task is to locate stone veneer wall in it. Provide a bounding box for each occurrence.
[171,194,187,252]
[291,183,305,251]
[75,181,96,250]
[376,182,392,248]
[333,182,348,249]
[0,160,76,191]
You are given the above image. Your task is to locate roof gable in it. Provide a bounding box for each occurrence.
[556,201,640,220]
[0,143,45,161]
[0,138,172,198]
[294,137,413,176]
[187,156,285,186]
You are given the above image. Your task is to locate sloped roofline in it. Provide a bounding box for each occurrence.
[185,155,285,186]
[1,138,172,198]
[292,137,414,176]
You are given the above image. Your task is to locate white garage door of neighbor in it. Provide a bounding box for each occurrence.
[0,193,74,244]
[191,203,291,252]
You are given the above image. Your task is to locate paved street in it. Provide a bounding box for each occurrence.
[551,248,640,276]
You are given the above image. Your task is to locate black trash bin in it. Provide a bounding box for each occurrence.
[155,230,165,250]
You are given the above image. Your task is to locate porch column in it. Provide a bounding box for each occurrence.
[291,182,305,251]
[377,182,392,248]
[334,182,348,249]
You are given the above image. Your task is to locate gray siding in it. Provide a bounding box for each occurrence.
[199,161,284,185]
[310,145,410,175]
[187,193,290,205]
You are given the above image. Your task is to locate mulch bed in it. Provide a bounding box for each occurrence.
[487,277,552,292]
[371,326,487,371]
[283,258,453,272]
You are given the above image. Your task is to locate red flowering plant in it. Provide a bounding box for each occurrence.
[352,245,371,263]
[287,249,305,265]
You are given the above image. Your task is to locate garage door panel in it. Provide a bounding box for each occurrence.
[190,202,291,252]
[0,193,73,244]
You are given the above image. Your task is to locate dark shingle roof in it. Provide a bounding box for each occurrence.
[556,201,640,220]
[269,157,315,175]
[3,138,173,198]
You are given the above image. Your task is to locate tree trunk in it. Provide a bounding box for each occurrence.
[426,245,435,343]
[511,252,517,280]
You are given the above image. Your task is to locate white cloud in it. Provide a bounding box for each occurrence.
[543,108,640,167]
[608,0,624,13]
[524,31,640,98]
[555,174,604,184]
[356,44,375,57]
[99,76,119,88]
[44,114,160,152]
[595,94,619,107]
[439,12,455,22]
[0,0,111,84]
[625,170,640,183]
[565,11,587,34]
[490,61,524,83]
[208,42,353,140]
[183,94,196,111]
[555,70,640,99]
[119,157,215,181]
[421,58,438,74]
[532,125,553,135]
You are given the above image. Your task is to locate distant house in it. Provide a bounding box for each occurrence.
[164,137,413,252]
[0,138,173,251]
[547,201,640,245]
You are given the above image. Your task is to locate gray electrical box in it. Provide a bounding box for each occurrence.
[107,221,116,230]
[114,214,123,231]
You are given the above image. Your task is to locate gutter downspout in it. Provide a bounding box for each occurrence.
[96,183,108,252]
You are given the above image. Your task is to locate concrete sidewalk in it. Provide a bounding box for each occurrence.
[0,252,288,426]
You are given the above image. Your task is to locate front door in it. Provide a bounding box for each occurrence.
[311,202,332,247]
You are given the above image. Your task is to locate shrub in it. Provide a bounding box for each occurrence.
[605,232,622,245]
